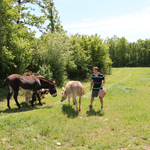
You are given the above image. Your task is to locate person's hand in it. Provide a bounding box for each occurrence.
[90,87,92,91]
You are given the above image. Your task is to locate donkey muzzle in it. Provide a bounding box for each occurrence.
[52,93,57,97]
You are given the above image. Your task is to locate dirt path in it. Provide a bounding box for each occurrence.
[106,73,132,89]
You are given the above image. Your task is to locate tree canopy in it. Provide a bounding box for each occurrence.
[0,0,149,86]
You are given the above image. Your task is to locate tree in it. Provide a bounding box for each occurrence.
[89,34,112,74]
[0,0,37,79]
[0,0,18,78]
[67,34,112,78]
[34,33,70,85]
[116,37,128,67]
[66,34,91,79]
[144,39,150,66]
[14,0,46,34]
[107,38,116,67]
[40,0,64,33]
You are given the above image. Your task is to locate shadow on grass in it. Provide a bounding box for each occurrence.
[86,108,104,116]
[62,104,78,118]
[0,97,6,102]
[0,101,52,114]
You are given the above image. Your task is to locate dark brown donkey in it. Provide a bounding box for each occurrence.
[4,74,57,109]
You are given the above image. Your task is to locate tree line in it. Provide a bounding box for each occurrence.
[106,36,150,67]
[0,0,149,86]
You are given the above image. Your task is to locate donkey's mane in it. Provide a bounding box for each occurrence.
[23,72,54,84]
[38,77,53,83]
[30,75,54,84]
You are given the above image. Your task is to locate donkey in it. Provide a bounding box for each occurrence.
[61,81,85,113]
[4,74,57,109]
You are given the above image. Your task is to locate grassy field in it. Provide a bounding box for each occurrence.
[0,68,150,150]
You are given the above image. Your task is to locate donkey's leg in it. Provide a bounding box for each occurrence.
[73,95,76,105]
[73,99,76,105]
[74,99,79,113]
[79,96,81,112]
[73,95,78,113]
[7,86,13,109]
[31,91,36,107]
[14,90,21,108]
[37,92,42,105]
[68,96,70,105]
[25,94,30,106]
[26,98,30,106]
[7,92,13,109]
[27,99,30,106]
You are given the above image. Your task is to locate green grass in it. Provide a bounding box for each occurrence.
[0,68,150,150]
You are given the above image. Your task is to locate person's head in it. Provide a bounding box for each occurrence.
[93,67,99,74]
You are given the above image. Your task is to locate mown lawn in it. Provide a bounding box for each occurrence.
[0,68,150,150]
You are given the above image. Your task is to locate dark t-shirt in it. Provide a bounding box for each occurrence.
[92,72,105,91]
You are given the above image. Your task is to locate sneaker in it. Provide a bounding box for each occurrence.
[88,105,93,108]
[101,106,104,110]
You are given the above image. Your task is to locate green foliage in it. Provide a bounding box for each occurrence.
[89,34,112,73]
[0,46,15,78]
[116,37,128,67]
[67,34,90,79]
[25,32,112,83]
[66,34,112,79]
[0,0,34,78]
[9,26,35,74]
[0,0,110,85]
[14,0,46,31]
[35,33,70,85]
[0,0,18,78]
[2,0,150,88]
[37,64,52,79]
[107,36,150,67]
[39,0,64,34]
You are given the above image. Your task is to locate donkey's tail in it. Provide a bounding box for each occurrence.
[82,88,86,96]
[4,78,8,83]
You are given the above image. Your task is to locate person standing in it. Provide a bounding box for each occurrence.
[89,67,106,110]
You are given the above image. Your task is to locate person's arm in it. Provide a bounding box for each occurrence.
[90,80,93,91]
[101,79,106,87]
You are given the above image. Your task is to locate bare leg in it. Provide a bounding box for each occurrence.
[100,97,103,107]
[90,97,94,105]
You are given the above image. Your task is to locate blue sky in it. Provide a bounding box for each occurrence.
[34,0,150,42]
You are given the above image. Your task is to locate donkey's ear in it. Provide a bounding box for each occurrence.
[62,87,65,91]
[53,79,57,84]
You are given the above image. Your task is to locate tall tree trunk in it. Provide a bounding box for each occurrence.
[17,0,21,24]
[50,1,54,33]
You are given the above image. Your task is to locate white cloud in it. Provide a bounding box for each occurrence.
[64,7,150,42]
